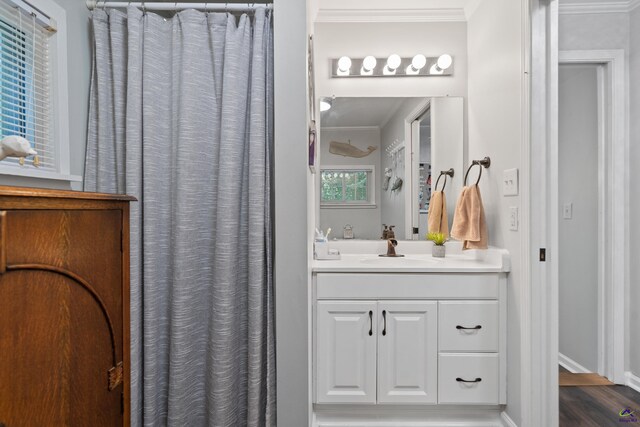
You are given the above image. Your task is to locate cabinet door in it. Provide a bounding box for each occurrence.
[377,301,437,404]
[316,301,377,404]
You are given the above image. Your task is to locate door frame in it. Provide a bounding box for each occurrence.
[405,98,431,239]
[557,53,627,382]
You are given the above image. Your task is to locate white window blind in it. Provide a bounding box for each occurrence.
[0,0,54,170]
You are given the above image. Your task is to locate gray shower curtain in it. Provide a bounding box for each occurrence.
[84,7,274,426]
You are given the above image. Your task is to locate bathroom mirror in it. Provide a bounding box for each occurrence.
[318,96,463,240]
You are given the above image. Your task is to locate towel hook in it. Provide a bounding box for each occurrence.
[464,157,491,186]
[434,168,454,192]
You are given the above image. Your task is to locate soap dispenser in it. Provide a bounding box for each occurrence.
[381,224,388,239]
[387,226,396,239]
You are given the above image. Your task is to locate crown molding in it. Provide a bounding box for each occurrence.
[315,8,467,23]
[559,0,638,14]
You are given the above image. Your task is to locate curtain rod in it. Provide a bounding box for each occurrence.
[86,1,272,11]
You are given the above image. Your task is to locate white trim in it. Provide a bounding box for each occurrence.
[625,371,640,393]
[315,8,467,23]
[500,411,518,427]
[558,352,592,374]
[321,126,380,132]
[0,165,81,182]
[558,1,638,15]
[528,1,558,427]
[558,50,627,385]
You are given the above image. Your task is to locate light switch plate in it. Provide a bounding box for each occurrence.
[563,203,573,219]
[503,168,519,196]
[509,207,518,231]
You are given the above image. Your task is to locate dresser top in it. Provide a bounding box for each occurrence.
[0,186,136,201]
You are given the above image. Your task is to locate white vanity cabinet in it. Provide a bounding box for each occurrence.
[316,300,438,404]
[313,272,507,408]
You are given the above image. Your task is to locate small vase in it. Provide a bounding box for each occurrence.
[432,244,446,258]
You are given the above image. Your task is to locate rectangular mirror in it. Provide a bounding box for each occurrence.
[318,97,464,240]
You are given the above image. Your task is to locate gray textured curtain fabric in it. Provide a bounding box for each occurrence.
[84,7,275,426]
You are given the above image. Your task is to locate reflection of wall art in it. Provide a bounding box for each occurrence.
[383,167,393,191]
[329,140,377,158]
[391,177,403,192]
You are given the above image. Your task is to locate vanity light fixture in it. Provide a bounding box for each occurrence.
[361,55,377,75]
[337,56,352,76]
[331,54,453,78]
[430,54,453,75]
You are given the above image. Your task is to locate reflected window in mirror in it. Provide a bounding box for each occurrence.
[320,166,376,207]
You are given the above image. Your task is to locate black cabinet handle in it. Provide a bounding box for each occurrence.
[382,310,387,336]
[456,325,482,330]
[456,377,482,383]
[368,311,373,336]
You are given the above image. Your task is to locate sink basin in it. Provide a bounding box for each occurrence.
[359,256,440,265]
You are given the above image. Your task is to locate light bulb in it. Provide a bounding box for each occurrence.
[437,54,452,70]
[386,54,401,71]
[411,54,427,71]
[320,99,332,112]
[337,56,352,73]
[362,55,377,72]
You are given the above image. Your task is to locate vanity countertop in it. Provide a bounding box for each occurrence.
[312,242,510,273]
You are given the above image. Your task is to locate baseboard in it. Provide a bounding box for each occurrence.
[500,411,518,427]
[558,352,592,374]
[626,371,640,393]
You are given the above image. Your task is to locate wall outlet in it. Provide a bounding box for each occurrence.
[509,206,518,231]
[503,168,519,196]
[563,203,573,219]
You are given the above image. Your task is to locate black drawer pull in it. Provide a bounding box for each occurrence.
[456,377,482,383]
[382,310,387,336]
[368,311,373,336]
[456,325,482,330]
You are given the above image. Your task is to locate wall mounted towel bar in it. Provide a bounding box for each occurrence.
[464,157,491,186]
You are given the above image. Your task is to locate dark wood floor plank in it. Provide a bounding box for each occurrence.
[560,384,640,427]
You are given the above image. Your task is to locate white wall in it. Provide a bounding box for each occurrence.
[630,6,640,380]
[274,0,311,426]
[467,0,524,424]
[319,127,382,239]
[431,97,464,226]
[558,65,599,373]
[0,0,90,190]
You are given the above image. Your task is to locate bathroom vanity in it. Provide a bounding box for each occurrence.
[311,242,509,426]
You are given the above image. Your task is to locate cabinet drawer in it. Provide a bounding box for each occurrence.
[438,301,499,352]
[438,354,499,404]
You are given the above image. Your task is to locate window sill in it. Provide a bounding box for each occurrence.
[320,204,377,209]
[0,165,82,183]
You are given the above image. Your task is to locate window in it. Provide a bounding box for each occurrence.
[320,165,376,207]
[0,0,73,181]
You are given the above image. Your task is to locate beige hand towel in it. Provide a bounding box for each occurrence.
[427,191,449,238]
[450,184,488,249]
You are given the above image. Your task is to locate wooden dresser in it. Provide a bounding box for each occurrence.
[0,187,134,427]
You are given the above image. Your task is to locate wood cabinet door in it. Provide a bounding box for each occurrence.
[0,210,124,427]
[316,301,377,404]
[377,301,438,404]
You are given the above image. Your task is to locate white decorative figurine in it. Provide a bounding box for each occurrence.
[0,135,37,161]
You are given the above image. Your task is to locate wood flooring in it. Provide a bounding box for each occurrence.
[560,366,640,427]
[560,372,615,386]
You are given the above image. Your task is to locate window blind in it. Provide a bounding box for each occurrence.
[0,0,53,169]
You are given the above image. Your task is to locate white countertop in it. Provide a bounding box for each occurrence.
[312,241,510,273]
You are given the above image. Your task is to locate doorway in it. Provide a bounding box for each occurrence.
[557,63,603,377]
